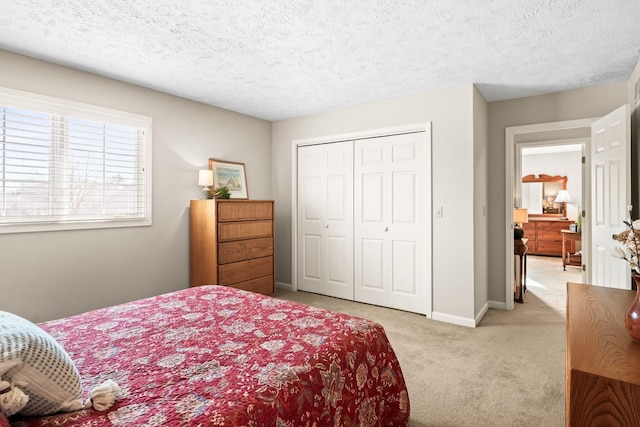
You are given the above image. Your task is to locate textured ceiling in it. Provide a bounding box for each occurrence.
[0,1,639,121]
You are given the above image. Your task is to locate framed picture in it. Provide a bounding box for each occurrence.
[570,224,577,232]
[208,159,248,199]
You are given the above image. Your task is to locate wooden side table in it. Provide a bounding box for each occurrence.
[561,230,581,271]
[566,283,640,425]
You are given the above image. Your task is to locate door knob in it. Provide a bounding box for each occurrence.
[384,227,389,232]
[324,224,329,228]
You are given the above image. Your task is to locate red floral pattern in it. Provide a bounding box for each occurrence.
[11,286,409,426]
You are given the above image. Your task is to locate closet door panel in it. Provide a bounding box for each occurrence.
[327,236,349,283]
[392,240,417,294]
[355,132,429,314]
[361,238,384,290]
[297,141,354,300]
[361,173,384,222]
[302,234,322,280]
[393,171,416,223]
[303,176,322,220]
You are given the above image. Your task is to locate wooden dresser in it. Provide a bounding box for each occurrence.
[190,199,275,295]
[522,218,574,256]
[566,282,640,426]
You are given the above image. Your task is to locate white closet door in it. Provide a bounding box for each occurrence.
[354,132,429,314]
[297,141,354,299]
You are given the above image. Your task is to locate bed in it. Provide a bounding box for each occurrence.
[6,285,409,426]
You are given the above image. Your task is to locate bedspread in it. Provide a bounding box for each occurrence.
[11,285,409,426]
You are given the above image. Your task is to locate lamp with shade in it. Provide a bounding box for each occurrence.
[513,208,529,240]
[554,189,571,219]
[198,170,214,199]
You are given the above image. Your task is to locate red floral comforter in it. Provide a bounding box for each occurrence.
[12,286,409,426]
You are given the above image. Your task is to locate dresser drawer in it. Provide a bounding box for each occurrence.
[537,242,562,256]
[218,220,272,241]
[229,275,274,295]
[217,201,273,222]
[218,237,273,264]
[218,256,273,285]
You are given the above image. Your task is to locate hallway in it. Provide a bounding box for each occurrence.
[519,255,582,315]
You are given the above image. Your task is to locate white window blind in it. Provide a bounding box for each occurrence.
[0,88,152,233]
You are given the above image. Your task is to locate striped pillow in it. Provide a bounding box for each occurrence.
[0,311,84,416]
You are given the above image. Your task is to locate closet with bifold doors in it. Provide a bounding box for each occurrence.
[296,127,431,315]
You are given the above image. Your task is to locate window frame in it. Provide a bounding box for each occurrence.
[0,87,152,234]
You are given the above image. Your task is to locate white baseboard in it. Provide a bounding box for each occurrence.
[431,311,477,328]
[488,300,506,310]
[475,302,489,326]
[276,281,292,291]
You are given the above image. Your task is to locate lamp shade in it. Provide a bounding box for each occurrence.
[554,190,572,203]
[513,208,529,224]
[198,169,213,187]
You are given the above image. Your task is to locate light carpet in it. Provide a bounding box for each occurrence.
[275,255,580,426]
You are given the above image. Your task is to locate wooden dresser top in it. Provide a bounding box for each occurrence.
[567,282,640,385]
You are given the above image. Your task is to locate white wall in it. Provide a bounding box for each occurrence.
[272,84,485,325]
[0,49,272,322]
[487,81,628,303]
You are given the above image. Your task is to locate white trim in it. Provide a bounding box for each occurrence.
[475,302,489,326]
[293,123,430,147]
[431,311,477,328]
[0,87,150,128]
[0,218,151,234]
[488,300,506,310]
[291,122,432,317]
[505,118,597,310]
[276,281,292,291]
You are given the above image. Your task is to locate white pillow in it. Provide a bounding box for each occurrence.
[0,311,84,416]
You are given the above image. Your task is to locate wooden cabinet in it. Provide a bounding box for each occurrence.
[190,199,275,295]
[566,283,640,426]
[521,218,574,256]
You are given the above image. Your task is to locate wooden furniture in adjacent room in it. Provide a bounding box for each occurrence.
[514,238,528,303]
[561,230,581,270]
[190,199,275,295]
[521,217,574,256]
[566,282,640,426]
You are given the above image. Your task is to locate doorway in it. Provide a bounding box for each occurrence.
[516,139,587,301]
[504,118,597,311]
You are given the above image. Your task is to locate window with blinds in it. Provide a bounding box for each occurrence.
[0,88,152,233]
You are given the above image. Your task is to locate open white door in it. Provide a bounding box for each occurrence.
[590,104,631,289]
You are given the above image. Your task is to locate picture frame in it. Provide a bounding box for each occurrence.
[208,159,248,199]
[570,224,577,232]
